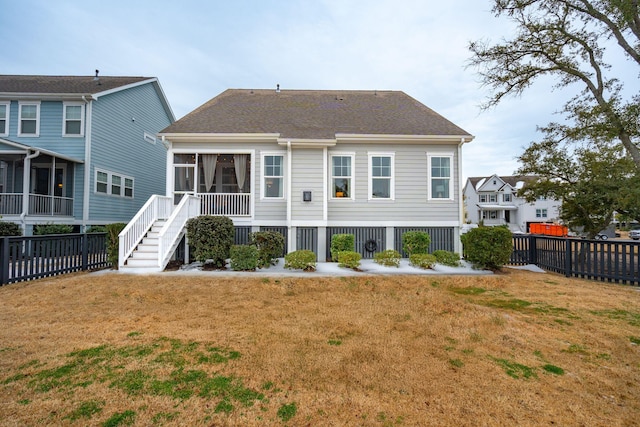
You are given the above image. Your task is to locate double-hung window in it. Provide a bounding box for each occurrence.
[428,154,452,200]
[503,193,512,202]
[369,153,394,199]
[536,208,547,218]
[331,154,354,199]
[63,102,84,136]
[262,153,284,198]
[0,102,9,136]
[18,102,40,136]
[95,169,134,198]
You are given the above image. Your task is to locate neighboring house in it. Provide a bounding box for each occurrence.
[120,88,474,270]
[0,73,174,234]
[463,174,561,233]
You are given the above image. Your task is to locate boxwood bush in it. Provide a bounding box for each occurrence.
[460,226,513,270]
[186,216,235,268]
[250,231,285,268]
[337,250,361,269]
[284,250,317,271]
[230,245,259,271]
[409,253,437,269]
[34,223,74,235]
[374,249,401,267]
[330,234,355,261]
[402,231,431,255]
[0,221,22,236]
[433,250,461,267]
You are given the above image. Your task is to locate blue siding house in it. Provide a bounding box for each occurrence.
[0,72,174,234]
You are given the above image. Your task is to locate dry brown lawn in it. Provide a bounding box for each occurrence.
[1,269,639,426]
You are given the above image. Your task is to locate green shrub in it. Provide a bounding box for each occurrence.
[284,250,317,271]
[433,250,461,267]
[409,253,437,269]
[402,231,431,255]
[337,251,361,269]
[374,249,401,267]
[0,221,22,236]
[186,216,235,268]
[86,225,107,233]
[330,234,355,261]
[460,226,513,270]
[34,223,74,235]
[230,245,259,271]
[250,231,285,268]
[105,223,126,269]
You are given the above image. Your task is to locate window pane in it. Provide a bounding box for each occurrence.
[65,120,81,134]
[66,105,81,120]
[124,187,133,197]
[174,167,194,191]
[432,178,449,198]
[21,120,36,134]
[333,156,351,177]
[174,154,195,164]
[21,105,37,119]
[333,178,350,197]
[0,119,5,133]
[372,178,390,198]
[265,177,282,197]
[112,175,121,195]
[265,155,282,177]
[372,156,391,178]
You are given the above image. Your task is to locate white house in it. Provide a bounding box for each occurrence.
[463,174,561,233]
[119,88,474,271]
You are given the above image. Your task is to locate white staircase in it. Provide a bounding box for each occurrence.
[119,194,200,273]
[122,219,167,269]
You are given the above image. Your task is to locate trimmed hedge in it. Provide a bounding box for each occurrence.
[402,231,431,255]
[250,231,285,268]
[0,221,22,236]
[337,251,361,269]
[433,250,461,267]
[460,226,513,270]
[230,245,259,271]
[330,234,355,261]
[186,216,235,268]
[284,250,317,271]
[409,253,437,269]
[34,223,74,235]
[374,249,401,267]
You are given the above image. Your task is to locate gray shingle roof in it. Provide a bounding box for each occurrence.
[161,89,472,140]
[468,175,537,190]
[0,74,152,95]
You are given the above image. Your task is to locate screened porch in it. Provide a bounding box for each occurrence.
[173,153,252,217]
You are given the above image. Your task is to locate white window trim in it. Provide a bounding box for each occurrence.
[330,152,355,200]
[95,168,134,198]
[260,151,286,200]
[18,101,40,137]
[62,102,85,137]
[368,152,395,200]
[427,153,454,201]
[0,101,9,137]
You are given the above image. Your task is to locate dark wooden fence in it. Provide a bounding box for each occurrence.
[0,233,109,286]
[511,235,640,286]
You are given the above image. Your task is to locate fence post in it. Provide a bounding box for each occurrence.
[528,235,537,265]
[82,233,89,271]
[564,238,572,278]
[1,237,9,285]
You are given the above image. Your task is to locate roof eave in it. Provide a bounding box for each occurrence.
[159,133,281,143]
[0,92,95,101]
[335,134,475,143]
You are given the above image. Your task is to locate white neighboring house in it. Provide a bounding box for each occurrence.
[463,174,561,233]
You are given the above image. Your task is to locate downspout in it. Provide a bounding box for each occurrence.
[82,96,92,231]
[287,141,293,252]
[21,150,40,234]
[457,138,464,254]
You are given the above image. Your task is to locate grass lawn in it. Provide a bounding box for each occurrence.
[0,269,639,426]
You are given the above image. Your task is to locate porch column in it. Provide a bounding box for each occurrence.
[22,150,40,216]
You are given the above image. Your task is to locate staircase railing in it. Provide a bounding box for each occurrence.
[119,195,173,268]
[157,195,201,270]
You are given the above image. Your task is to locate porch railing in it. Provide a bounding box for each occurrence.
[118,195,173,268]
[158,195,201,269]
[199,193,251,217]
[0,193,23,215]
[29,194,74,216]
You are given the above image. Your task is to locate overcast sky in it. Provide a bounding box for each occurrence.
[1,0,613,181]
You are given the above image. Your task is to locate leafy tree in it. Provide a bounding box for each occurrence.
[517,142,637,237]
[468,0,640,166]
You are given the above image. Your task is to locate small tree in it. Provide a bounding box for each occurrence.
[186,216,235,267]
[105,222,126,269]
[461,226,512,271]
[250,231,285,268]
[402,231,431,256]
[330,234,355,260]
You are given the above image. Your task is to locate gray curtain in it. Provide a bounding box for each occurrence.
[234,154,248,192]
[202,154,218,192]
